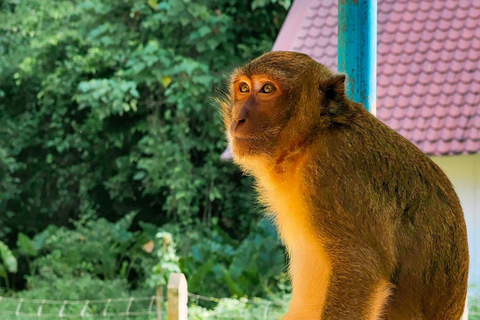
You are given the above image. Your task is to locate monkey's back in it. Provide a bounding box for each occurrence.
[309,105,469,320]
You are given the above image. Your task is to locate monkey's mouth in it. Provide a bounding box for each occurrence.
[230,135,258,153]
[229,129,258,141]
[231,136,256,149]
[232,135,256,141]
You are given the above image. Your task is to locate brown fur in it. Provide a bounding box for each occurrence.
[220,51,469,320]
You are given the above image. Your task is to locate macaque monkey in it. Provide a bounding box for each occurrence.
[220,52,469,320]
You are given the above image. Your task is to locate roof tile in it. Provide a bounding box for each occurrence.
[269,0,480,156]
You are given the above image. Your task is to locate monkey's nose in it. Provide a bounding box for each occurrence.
[235,108,248,128]
[230,118,246,133]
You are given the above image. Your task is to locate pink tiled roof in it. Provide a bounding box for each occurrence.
[272,0,480,156]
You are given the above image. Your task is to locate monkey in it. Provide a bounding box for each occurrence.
[219,51,469,320]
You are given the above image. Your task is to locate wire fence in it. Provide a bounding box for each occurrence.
[0,296,163,319]
[0,294,287,320]
[0,289,477,319]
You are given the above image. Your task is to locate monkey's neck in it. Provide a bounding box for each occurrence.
[271,122,325,173]
[273,135,315,174]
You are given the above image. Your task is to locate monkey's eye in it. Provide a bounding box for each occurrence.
[239,83,250,93]
[260,83,275,94]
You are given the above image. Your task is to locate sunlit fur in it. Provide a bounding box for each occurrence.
[220,51,468,320]
[369,280,394,319]
[219,53,337,318]
[254,154,332,320]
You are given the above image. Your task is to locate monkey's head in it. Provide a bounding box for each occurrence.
[220,51,352,167]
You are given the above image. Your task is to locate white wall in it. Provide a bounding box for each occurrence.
[431,154,480,287]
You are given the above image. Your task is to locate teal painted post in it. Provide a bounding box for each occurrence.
[338,0,377,114]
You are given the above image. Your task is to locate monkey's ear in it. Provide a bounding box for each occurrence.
[319,74,347,115]
[324,74,346,100]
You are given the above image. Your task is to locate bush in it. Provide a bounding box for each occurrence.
[0,214,167,318]
[188,296,289,320]
[5,212,286,302]
[176,219,289,298]
[0,0,291,302]
[22,213,152,295]
[0,0,290,240]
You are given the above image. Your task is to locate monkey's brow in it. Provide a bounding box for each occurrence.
[232,73,282,85]
[231,76,246,84]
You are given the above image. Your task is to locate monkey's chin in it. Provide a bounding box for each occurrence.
[230,137,265,158]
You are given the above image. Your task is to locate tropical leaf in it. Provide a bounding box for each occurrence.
[0,241,17,273]
[17,233,38,257]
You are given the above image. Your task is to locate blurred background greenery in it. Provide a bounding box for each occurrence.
[0,0,293,317]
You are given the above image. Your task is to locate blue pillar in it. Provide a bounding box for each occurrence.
[338,0,377,114]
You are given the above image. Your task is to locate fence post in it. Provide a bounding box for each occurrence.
[167,273,188,320]
[156,285,163,320]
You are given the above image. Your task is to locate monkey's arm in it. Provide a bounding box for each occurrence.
[321,247,393,320]
[310,161,397,319]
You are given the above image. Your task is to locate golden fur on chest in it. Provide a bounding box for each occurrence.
[243,156,332,319]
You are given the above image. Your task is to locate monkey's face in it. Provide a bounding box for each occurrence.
[226,74,289,157]
[221,51,349,162]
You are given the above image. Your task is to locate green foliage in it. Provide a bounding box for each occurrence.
[16,233,38,257]
[0,241,17,289]
[177,219,289,298]
[12,213,287,302]
[1,215,156,318]
[0,147,19,238]
[470,285,480,320]
[25,212,146,285]
[0,214,287,318]
[146,231,181,288]
[22,275,130,303]
[189,296,289,319]
[0,0,291,300]
[0,0,289,239]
